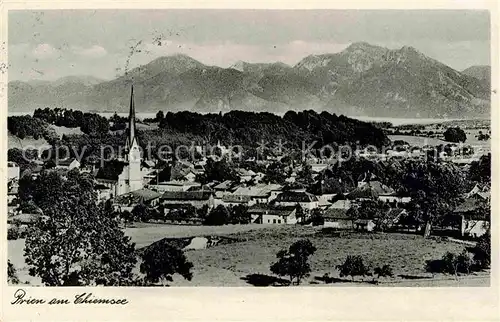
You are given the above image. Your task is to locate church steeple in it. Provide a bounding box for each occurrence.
[126,85,137,149]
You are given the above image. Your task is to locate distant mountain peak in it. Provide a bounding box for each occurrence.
[9,45,490,119]
[230,60,248,72]
[462,65,491,81]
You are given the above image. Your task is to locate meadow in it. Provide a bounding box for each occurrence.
[9,224,489,287]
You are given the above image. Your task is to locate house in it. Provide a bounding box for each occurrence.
[330,199,352,210]
[354,219,376,232]
[221,194,252,207]
[213,180,235,192]
[237,168,256,182]
[310,163,328,173]
[273,191,319,210]
[147,180,201,192]
[7,212,47,232]
[348,180,396,201]
[8,162,20,181]
[317,193,337,208]
[113,188,162,212]
[95,183,112,203]
[161,191,215,209]
[7,182,18,205]
[248,205,298,224]
[465,184,490,200]
[184,171,197,182]
[231,184,283,205]
[56,158,81,170]
[323,208,352,229]
[453,198,490,238]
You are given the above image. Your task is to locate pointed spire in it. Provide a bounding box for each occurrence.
[128,85,136,149]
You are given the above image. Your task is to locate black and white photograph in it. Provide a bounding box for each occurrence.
[6,8,493,290]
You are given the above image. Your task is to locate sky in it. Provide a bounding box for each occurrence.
[8,10,491,81]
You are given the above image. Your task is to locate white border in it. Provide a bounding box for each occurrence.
[1,1,498,321]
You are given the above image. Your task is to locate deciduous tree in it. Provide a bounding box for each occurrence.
[24,170,137,286]
[270,239,317,285]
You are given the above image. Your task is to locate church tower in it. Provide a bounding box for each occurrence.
[125,85,143,192]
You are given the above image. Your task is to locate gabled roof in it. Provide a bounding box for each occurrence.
[57,158,79,167]
[323,208,350,220]
[454,198,488,214]
[348,181,395,199]
[7,212,46,224]
[115,188,161,205]
[222,194,252,203]
[94,183,110,190]
[274,191,319,203]
[248,204,296,216]
[161,190,213,201]
[232,184,282,198]
[214,180,234,190]
[142,160,156,168]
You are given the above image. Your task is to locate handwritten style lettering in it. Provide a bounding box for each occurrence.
[11,289,46,305]
[74,293,128,305]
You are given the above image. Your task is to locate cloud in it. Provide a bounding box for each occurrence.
[73,45,108,58]
[32,43,58,60]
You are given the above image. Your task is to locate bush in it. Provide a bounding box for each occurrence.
[336,255,370,281]
[470,232,491,269]
[7,227,19,240]
[373,264,393,278]
[204,205,230,226]
[140,243,193,286]
[8,260,20,284]
[425,250,475,277]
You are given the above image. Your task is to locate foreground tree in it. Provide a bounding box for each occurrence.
[336,255,370,281]
[403,161,467,237]
[443,127,467,143]
[140,243,193,286]
[204,205,231,226]
[8,260,20,285]
[270,239,317,285]
[24,170,137,286]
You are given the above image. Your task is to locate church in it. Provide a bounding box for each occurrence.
[95,86,145,198]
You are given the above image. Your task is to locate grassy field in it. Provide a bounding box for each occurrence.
[8,132,50,150]
[167,225,485,286]
[388,135,449,147]
[9,225,489,287]
[49,124,84,137]
[125,223,274,249]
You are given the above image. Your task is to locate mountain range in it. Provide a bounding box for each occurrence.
[8,42,491,118]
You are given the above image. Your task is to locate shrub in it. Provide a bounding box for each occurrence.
[425,250,475,277]
[455,250,474,274]
[140,243,193,286]
[336,255,370,281]
[8,260,20,284]
[374,264,394,278]
[7,227,19,240]
[470,232,491,269]
[204,205,230,226]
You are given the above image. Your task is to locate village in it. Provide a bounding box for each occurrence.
[7,89,491,287]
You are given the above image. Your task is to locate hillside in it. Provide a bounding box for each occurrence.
[9,43,490,118]
[462,65,490,81]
